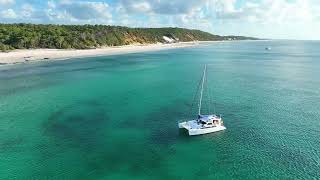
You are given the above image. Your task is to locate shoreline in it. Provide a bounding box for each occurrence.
[0,42,198,65]
[0,40,266,66]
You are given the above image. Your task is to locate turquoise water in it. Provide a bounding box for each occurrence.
[0,41,320,179]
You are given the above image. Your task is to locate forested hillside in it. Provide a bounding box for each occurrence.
[0,24,257,51]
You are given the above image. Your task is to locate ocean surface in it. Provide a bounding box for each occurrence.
[0,41,319,179]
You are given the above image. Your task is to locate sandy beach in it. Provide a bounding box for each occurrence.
[0,42,198,65]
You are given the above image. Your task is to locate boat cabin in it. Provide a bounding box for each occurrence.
[197,115,223,128]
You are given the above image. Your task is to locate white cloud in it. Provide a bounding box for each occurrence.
[0,0,319,39]
[0,8,17,18]
[16,0,114,24]
[214,0,318,24]
[0,0,15,6]
[21,4,34,18]
[113,0,320,26]
[128,1,152,13]
[118,0,208,15]
[212,0,320,39]
[58,1,112,20]
[113,0,213,29]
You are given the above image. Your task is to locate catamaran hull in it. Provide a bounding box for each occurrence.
[188,126,226,136]
[179,122,226,136]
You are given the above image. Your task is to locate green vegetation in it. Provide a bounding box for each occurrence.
[0,23,258,51]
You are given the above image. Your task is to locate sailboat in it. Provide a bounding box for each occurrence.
[178,65,226,136]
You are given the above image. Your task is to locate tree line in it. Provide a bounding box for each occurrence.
[0,24,257,51]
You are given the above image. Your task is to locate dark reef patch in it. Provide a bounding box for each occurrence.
[0,137,24,152]
[43,100,109,150]
[0,79,60,96]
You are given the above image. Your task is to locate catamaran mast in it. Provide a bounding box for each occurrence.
[198,65,207,115]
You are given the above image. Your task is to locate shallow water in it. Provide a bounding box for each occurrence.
[0,40,320,179]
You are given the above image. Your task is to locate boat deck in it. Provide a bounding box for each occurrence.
[180,120,219,129]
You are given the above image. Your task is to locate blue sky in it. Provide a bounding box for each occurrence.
[1,0,320,40]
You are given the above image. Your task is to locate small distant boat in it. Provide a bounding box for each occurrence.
[265,47,271,50]
[178,65,226,136]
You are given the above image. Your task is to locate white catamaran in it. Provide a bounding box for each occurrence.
[178,65,226,136]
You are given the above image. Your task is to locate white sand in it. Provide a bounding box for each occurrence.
[0,42,198,65]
